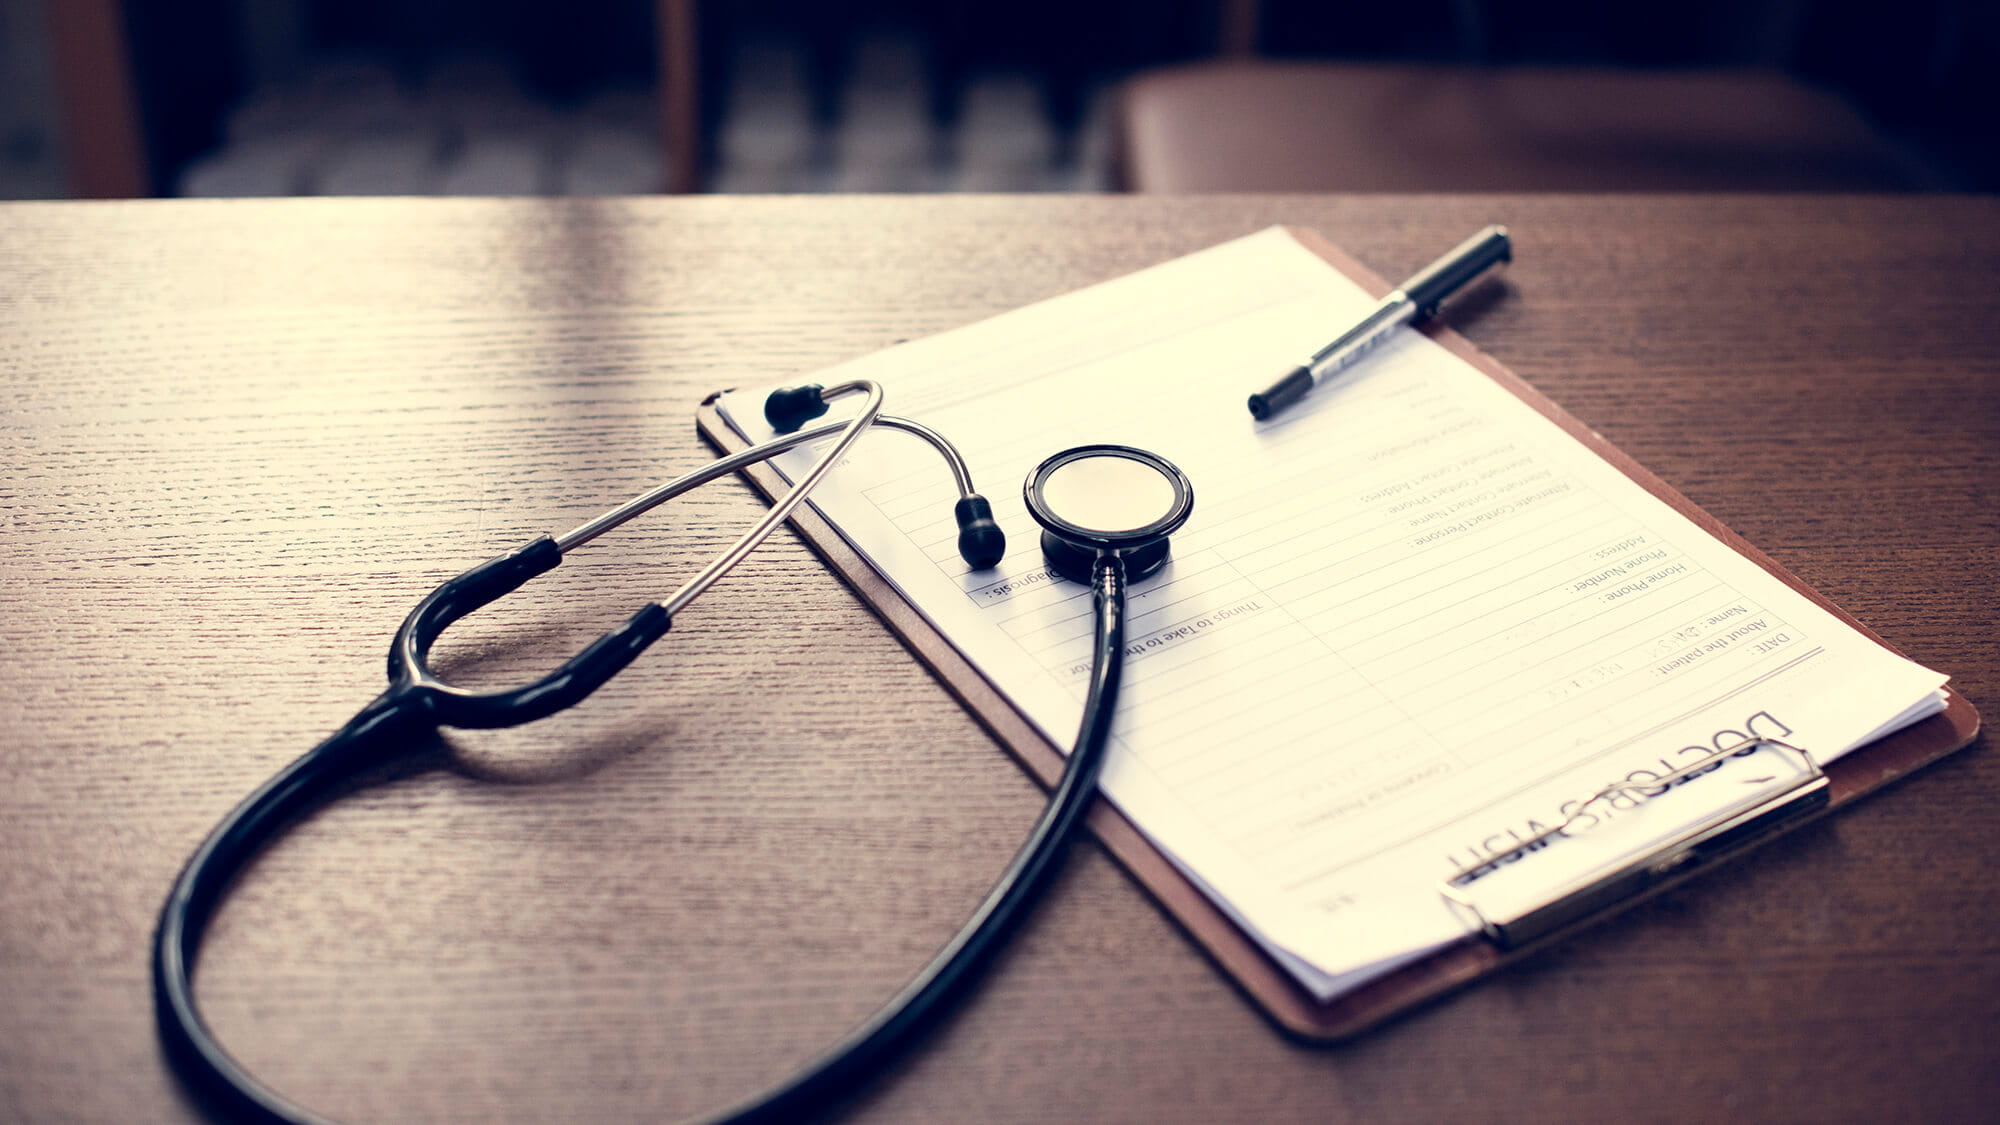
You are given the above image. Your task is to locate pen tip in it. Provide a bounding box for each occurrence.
[1249,366,1315,422]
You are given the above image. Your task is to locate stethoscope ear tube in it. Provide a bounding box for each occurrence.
[389,536,673,729]
[148,388,888,1125]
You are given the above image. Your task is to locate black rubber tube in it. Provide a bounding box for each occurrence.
[154,690,425,1125]
[702,552,1127,1123]
[152,556,1131,1125]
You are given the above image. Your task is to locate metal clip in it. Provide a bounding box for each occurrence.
[1439,738,1828,950]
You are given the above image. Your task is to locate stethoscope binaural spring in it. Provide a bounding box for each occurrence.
[152,378,1192,1125]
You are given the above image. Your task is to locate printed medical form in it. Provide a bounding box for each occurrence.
[716,228,1947,1000]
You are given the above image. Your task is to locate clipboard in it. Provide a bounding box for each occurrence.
[694,226,1980,1041]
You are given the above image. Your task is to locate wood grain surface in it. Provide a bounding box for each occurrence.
[2,195,1996,1124]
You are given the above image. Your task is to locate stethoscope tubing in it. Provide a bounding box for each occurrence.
[154,386,897,1125]
[151,389,1129,1125]
[703,553,1127,1123]
[559,407,977,557]
[655,380,884,616]
[155,730,376,1124]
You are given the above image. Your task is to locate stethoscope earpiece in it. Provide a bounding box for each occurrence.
[761,384,1007,569]
[954,495,1007,570]
[1025,445,1193,584]
[764,383,830,433]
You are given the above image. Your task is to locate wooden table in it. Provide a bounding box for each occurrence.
[3,195,1996,1123]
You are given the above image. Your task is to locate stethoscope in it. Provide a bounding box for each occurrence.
[154,378,1194,1124]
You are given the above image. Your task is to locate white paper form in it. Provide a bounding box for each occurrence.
[714,228,1947,998]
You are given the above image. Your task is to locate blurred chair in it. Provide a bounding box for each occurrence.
[1116,2,1927,191]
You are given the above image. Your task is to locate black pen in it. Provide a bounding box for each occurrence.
[1248,225,1512,420]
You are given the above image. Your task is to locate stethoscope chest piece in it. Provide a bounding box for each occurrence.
[1025,445,1194,584]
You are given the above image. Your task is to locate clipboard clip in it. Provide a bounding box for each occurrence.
[1439,738,1828,950]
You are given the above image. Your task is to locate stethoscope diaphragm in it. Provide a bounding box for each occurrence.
[1024,445,1194,584]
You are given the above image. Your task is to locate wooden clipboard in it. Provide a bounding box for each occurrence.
[694,226,1981,1041]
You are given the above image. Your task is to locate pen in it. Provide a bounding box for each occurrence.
[1247,225,1512,420]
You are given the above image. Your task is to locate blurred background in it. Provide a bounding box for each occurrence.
[2,0,1994,200]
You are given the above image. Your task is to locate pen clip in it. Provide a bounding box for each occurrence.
[1403,225,1511,317]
